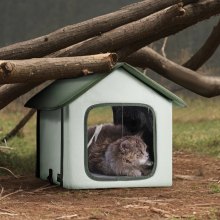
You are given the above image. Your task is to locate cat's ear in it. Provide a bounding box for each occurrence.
[135,131,144,139]
[120,140,131,154]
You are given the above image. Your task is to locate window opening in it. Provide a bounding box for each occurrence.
[86,104,155,179]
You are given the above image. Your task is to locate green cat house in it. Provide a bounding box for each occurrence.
[25,63,185,189]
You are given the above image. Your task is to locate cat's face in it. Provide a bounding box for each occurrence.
[119,136,150,166]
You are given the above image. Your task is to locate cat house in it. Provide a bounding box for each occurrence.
[25,63,186,189]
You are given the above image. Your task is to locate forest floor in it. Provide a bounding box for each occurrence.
[0,151,220,220]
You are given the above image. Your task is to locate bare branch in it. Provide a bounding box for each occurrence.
[0,189,23,201]
[54,1,220,59]
[183,18,220,70]
[118,0,220,60]
[52,4,183,57]
[126,47,220,97]
[0,0,187,59]
[0,82,42,109]
[0,0,219,109]
[161,37,168,58]
[0,167,19,179]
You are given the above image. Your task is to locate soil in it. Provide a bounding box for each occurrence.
[0,151,220,220]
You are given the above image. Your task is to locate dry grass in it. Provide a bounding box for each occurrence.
[87,106,113,126]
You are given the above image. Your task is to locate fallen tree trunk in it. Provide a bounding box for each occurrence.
[126,47,220,97]
[0,53,117,83]
[0,0,191,59]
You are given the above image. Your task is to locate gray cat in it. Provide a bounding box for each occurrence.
[88,124,153,177]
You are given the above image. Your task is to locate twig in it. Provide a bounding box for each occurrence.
[0,146,13,150]
[0,139,12,151]
[0,208,17,215]
[150,207,170,217]
[0,212,18,216]
[138,200,169,206]
[187,203,220,207]
[208,178,220,183]
[0,189,23,201]
[0,185,4,197]
[32,183,51,191]
[0,167,19,179]
[55,214,78,219]
[174,174,201,181]
[123,204,150,209]
[161,37,168,58]
[27,184,58,194]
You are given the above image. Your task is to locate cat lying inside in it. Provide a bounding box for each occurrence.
[88,124,153,177]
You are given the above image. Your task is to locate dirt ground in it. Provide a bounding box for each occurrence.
[0,151,220,220]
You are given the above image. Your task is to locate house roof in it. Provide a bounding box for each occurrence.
[25,63,186,110]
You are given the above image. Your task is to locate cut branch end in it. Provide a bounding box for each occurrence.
[0,62,14,78]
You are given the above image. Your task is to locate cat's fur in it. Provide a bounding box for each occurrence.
[112,106,154,161]
[88,124,127,146]
[88,124,153,176]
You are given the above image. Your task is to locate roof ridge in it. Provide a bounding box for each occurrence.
[25,63,186,110]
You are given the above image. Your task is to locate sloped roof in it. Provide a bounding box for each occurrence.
[25,63,186,110]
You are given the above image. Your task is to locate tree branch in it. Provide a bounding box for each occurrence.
[51,4,183,57]
[0,0,219,109]
[0,109,36,143]
[52,0,220,58]
[126,47,220,97]
[117,0,220,60]
[183,18,220,70]
[0,53,117,83]
[0,0,188,59]
[0,82,41,110]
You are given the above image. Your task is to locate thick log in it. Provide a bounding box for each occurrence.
[0,0,220,109]
[0,53,117,83]
[0,0,190,60]
[127,47,220,97]
[52,0,220,58]
[52,4,183,57]
[117,1,220,60]
[183,19,220,70]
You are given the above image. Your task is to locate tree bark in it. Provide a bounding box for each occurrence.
[118,1,220,60]
[0,82,41,109]
[126,47,220,97]
[0,0,219,109]
[0,53,117,83]
[52,4,183,57]
[0,0,190,60]
[52,0,220,58]
[0,109,36,143]
[183,19,220,70]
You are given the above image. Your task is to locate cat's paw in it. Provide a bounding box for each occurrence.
[129,170,142,177]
